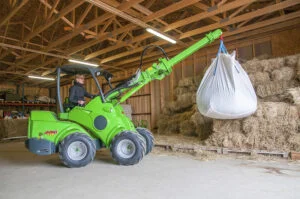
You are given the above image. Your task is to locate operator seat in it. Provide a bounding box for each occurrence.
[63,97,75,112]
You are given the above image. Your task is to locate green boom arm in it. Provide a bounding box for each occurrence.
[107,29,223,103]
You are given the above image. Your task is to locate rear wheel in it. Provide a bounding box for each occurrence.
[59,133,96,168]
[110,131,145,165]
[136,127,154,155]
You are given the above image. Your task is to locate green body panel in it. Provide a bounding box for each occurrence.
[66,96,135,145]
[28,111,93,145]
[27,29,222,153]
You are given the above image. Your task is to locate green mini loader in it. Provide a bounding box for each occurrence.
[25,29,222,168]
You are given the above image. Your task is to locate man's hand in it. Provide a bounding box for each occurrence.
[78,100,85,105]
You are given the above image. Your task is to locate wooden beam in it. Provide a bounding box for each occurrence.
[23,24,49,43]
[0,0,29,27]
[223,10,300,37]
[47,0,60,20]
[112,15,300,68]
[46,0,141,50]
[144,0,200,20]
[40,0,96,36]
[84,0,184,46]
[76,3,93,27]
[228,3,251,19]
[193,2,223,22]
[84,0,199,60]
[24,0,84,42]
[18,0,198,66]
[26,58,61,74]
[100,40,166,64]
[164,0,256,31]
[84,32,149,60]
[179,0,300,39]
[0,43,70,59]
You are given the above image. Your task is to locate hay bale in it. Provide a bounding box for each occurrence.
[271,67,295,81]
[249,72,270,86]
[206,102,299,151]
[256,81,291,98]
[242,59,263,73]
[179,120,196,136]
[285,54,299,67]
[178,77,194,87]
[242,116,259,135]
[288,134,300,152]
[190,111,205,126]
[262,57,284,72]
[259,102,298,121]
[175,85,197,95]
[297,57,300,80]
[177,92,196,104]
[157,111,195,134]
[0,119,28,139]
[212,119,242,134]
[283,87,300,105]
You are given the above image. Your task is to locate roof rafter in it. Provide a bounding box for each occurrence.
[24,0,84,42]
[0,0,29,27]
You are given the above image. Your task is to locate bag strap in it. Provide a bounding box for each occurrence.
[214,39,228,75]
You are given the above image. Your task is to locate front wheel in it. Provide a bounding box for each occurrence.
[59,133,96,168]
[110,131,145,165]
[136,127,154,155]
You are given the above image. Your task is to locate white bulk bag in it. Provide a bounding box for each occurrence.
[196,50,257,119]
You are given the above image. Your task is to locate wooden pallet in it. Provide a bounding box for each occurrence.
[290,152,300,160]
[155,144,290,158]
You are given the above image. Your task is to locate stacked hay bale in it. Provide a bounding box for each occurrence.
[158,54,300,151]
[206,54,300,151]
[157,76,212,140]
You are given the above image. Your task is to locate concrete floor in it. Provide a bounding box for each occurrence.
[0,142,300,199]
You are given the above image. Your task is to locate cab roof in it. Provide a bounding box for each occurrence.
[58,64,102,75]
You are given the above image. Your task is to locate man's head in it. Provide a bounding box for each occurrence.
[75,74,85,84]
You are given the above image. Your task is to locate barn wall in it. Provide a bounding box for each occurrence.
[57,26,300,131]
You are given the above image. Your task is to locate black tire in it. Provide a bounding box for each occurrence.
[136,127,154,155]
[110,131,145,165]
[59,133,96,168]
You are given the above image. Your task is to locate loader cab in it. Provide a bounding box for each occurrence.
[56,64,107,113]
[56,64,142,114]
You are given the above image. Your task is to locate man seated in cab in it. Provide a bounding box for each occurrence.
[69,74,95,106]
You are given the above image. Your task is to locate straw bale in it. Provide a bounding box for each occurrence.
[0,119,28,139]
[177,93,196,104]
[249,72,270,86]
[205,102,299,151]
[175,85,197,95]
[285,54,299,67]
[271,67,295,81]
[180,120,196,136]
[297,57,300,80]
[262,57,284,72]
[283,87,300,105]
[256,81,291,98]
[288,134,300,152]
[212,119,242,134]
[242,59,263,73]
[242,116,259,135]
[178,77,195,87]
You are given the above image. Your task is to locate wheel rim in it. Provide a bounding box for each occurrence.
[67,141,88,161]
[116,139,136,159]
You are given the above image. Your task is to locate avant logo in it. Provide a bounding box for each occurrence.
[44,130,57,136]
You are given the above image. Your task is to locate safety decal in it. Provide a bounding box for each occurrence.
[44,130,57,136]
